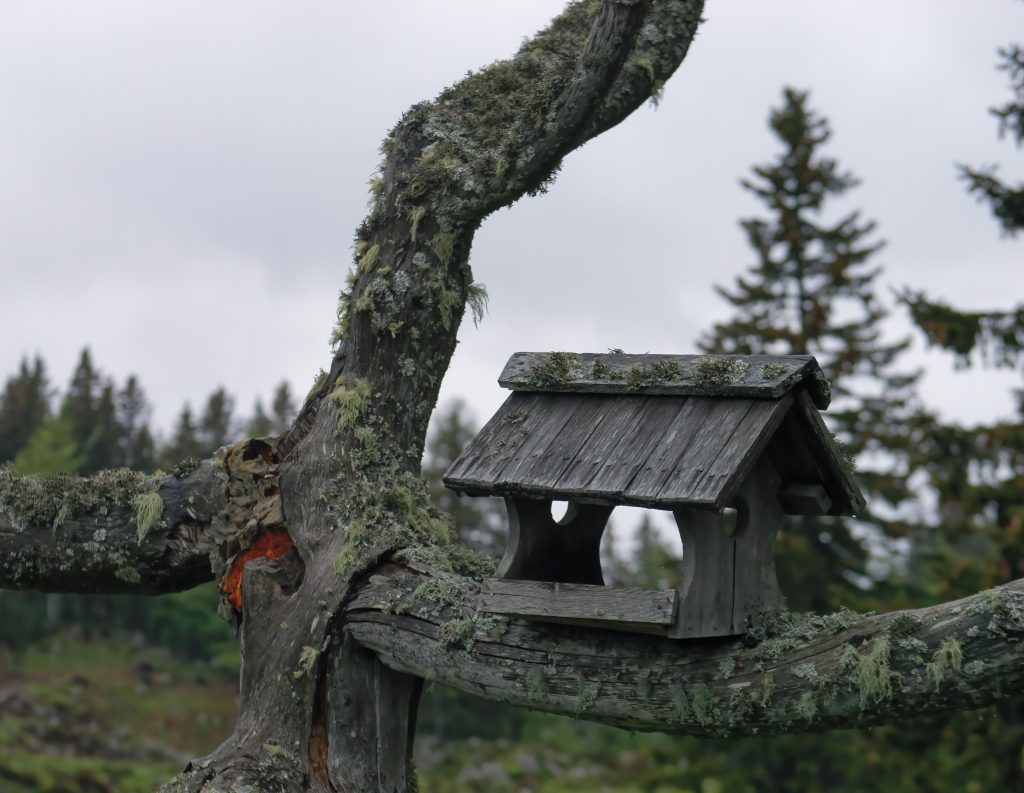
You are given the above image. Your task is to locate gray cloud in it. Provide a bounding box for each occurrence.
[0,0,1020,433]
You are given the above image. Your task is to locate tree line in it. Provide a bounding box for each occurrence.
[0,26,1021,788]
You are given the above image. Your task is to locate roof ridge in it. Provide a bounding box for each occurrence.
[498,352,831,409]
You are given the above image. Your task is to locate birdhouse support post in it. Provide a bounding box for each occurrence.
[671,457,785,639]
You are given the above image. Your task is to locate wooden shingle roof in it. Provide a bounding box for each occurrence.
[443,352,865,515]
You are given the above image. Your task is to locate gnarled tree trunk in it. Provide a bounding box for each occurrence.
[2,3,1023,791]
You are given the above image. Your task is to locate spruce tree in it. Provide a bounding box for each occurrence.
[701,88,918,609]
[270,382,296,434]
[162,403,205,467]
[199,387,235,451]
[117,375,156,471]
[247,399,274,437]
[0,355,50,462]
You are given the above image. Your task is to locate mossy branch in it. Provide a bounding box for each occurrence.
[348,570,1024,739]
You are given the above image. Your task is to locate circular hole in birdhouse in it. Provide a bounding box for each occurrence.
[550,500,570,523]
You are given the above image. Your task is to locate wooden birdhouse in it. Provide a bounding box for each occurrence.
[443,352,865,639]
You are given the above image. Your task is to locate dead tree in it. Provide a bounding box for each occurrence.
[1,2,1022,790]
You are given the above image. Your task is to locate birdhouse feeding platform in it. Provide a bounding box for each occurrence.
[443,352,865,639]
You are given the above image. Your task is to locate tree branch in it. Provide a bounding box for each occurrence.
[347,563,1024,737]
[0,461,227,595]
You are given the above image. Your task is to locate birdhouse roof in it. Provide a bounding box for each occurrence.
[443,352,865,515]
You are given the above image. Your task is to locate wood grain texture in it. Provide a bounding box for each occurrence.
[499,352,830,407]
[481,580,678,635]
[446,394,793,511]
[348,567,1024,739]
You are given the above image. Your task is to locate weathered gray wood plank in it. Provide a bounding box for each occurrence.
[625,399,752,506]
[481,579,678,635]
[731,457,785,630]
[444,393,565,493]
[674,393,792,509]
[506,396,618,492]
[494,396,588,491]
[499,352,830,408]
[552,395,651,492]
[790,389,866,514]
[566,397,691,501]
[671,508,735,638]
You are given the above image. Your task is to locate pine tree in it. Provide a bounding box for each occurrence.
[118,375,156,471]
[422,398,504,555]
[199,387,235,452]
[162,403,205,467]
[270,382,296,434]
[247,399,275,438]
[700,88,919,609]
[62,348,99,458]
[13,413,84,476]
[0,355,50,462]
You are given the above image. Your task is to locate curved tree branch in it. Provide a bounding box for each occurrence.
[347,563,1024,737]
[0,461,227,594]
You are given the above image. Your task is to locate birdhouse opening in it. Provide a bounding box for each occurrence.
[550,500,571,523]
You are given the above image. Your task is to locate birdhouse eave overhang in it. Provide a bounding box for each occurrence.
[443,352,865,516]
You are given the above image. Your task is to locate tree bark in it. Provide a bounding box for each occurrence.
[20,2,1021,791]
[348,562,1024,737]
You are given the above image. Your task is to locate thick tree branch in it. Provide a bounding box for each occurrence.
[347,563,1024,737]
[0,461,227,594]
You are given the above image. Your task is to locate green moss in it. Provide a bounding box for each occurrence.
[438,618,479,649]
[887,613,923,639]
[760,362,788,380]
[51,502,70,534]
[437,286,462,331]
[758,672,775,707]
[575,678,600,715]
[430,232,456,266]
[690,684,716,727]
[409,206,427,243]
[793,662,818,682]
[797,690,818,722]
[840,636,897,709]
[466,282,489,327]
[690,356,751,385]
[671,686,690,720]
[528,352,580,388]
[748,607,864,668]
[293,645,320,680]
[716,656,736,680]
[132,491,164,543]
[925,637,963,691]
[358,243,381,274]
[328,378,372,437]
[115,564,141,584]
[625,359,681,390]
[526,667,548,694]
[0,465,148,533]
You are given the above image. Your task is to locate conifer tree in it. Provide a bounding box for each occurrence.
[701,88,919,609]
[117,375,156,471]
[0,355,50,462]
[162,403,205,467]
[270,382,296,434]
[199,387,235,451]
[247,399,274,438]
[422,398,504,555]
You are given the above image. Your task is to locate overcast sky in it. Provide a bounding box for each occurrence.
[1,0,1021,441]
